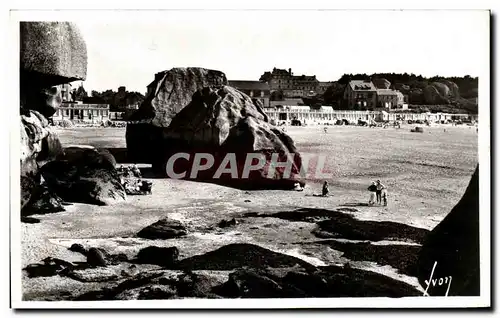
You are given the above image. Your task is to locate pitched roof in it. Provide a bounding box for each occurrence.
[228,80,270,91]
[376,89,399,96]
[349,80,376,91]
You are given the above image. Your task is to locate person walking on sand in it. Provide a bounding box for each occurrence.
[322,181,330,197]
[368,181,377,205]
[376,180,386,205]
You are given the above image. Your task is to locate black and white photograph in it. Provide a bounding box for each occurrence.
[9,6,491,310]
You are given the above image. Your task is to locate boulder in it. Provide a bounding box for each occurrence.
[86,248,108,267]
[20,22,87,81]
[135,246,179,267]
[126,67,227,163]
[154,86,304,189]
[418,165,479,296]
[39,149,126,206]
[137,218,187,240]
[423,81,460,105]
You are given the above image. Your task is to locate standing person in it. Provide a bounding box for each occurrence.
[322,181,329,197]
[381,187,388,206]
[368,181,377,205]
[376,180,386,205]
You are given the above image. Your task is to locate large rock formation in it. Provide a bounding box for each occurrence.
[126,68,227,163]
[40,149,126,206]
[20,108,63,208]
[422,81,461,105]
[20,22,87,211]
[155,85,304,189]
[20,22,87,81]
[418,165,479,296]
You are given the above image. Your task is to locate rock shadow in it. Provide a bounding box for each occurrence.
[307,240,421,277]
[247,208,430,244]
[341,202,371,207]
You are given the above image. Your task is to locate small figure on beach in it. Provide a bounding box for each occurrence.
[368,181,377,205]
[375,180,386,205]
[324,127,328,133]
[381,187,388,206]
[322,181,329,197]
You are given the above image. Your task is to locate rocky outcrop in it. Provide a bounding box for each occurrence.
[153,85,304,189]
[20,22,87,211]
[40,149,126,206]
[422,81,461,105]
[126,68,227,163]
[137,218,187,240]
[20,109,63,209]
[217,266,421,298]
[21,184,66,216]
[418,165,479,296]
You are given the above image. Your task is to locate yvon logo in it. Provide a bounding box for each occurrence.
[422,261,453,297]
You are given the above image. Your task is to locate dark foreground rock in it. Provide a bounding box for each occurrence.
[418,165,480,296]
[126,67,227,163]
[135,246,179,267]
[137,218,187,240]
[217,266,421,298]
[40,149,126,205]
[71,265,421,300]
[21,184,66,216]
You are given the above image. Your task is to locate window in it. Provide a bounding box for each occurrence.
[65,109,69,116]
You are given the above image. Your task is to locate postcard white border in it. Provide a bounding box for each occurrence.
[7,6,492,310]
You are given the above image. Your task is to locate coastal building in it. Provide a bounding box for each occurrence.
[376,89,399,109]
[343,80,378,109]
[344,80,406,111]
[228,80,270,107]
[263,105,476,125]
[52,101,110,123]
[259,68,331,98]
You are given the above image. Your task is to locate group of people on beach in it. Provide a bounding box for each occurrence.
[368,180,388,206]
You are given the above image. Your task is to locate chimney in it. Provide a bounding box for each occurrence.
[289,68,292,75]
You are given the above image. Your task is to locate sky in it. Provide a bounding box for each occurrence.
[67,10,489,93]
